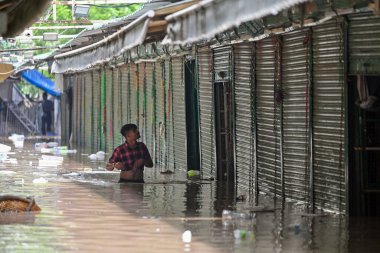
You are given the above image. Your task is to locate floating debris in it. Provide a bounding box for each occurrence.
[0,195,41,212]
[182,230,192,243]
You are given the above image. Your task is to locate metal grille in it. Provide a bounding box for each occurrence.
[172,57,187,171]
[130,63,138,125]
[348,12,380,75]
[198,46,215,179]
[155,61,166,167]
[312,19,346,213]
[282,29,310,202]
[145,63,155,160]
[256,37,281,195]
[234,42,254,197]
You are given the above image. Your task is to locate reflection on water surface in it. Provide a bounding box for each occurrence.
[0,140,379,252]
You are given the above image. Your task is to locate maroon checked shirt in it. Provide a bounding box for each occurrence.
[108,142,150,171]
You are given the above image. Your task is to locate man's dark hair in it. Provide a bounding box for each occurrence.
[42,92,48,100]
[120,123,137,137]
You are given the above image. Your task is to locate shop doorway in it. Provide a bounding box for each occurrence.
[184,60,200,171]
[214,81,234,182]
[349,75,380,216]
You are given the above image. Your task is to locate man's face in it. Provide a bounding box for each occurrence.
[126,129,140,140]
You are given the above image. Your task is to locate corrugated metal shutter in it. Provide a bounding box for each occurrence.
[172,57,187,171]
[166,59,174,170]
[348,12,380,75]
[282,29,310,202]
[312,20,346,213]
[234,42,254,197]
[113,67,122,147]
[198,46,215,179]
[105,68,112,153]
[92,70,100,151]
[156,61,166,167]
[72,74,79,145]
[120,65,130,125]
[80,73,86,147]
[61,75,68,144]
[145,63,155,160]
[138,63,145,141]
[130,63,138,125]
[99,69,106,151]
[256,37,281,195]
[84,72,92,149]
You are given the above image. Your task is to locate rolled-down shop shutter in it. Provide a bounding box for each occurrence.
[282,29,310,202]
[145,63,155,160]
[72,74,79,146]
[130,63,138,126]
[256,37,281,196]
[112,68,122,147]
[84,72,93,149]
[61,75,68,144]
[172,57,187,171]
[166,59,175,171]
[80,73,86,147]
[120,64,130,125]
[155,61,166,167]
[312,20,346,213]
[92,70,100,151]
[138,63,146,142]
[234,42,254,197]
[348,12,380,75]
[198,46,215,179]
[105,68,113,153]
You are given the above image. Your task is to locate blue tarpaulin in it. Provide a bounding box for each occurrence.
[21,69,60,97]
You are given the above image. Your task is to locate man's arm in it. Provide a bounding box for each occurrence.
[143,144,153,168]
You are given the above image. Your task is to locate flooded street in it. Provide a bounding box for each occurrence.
[0,139,379,253]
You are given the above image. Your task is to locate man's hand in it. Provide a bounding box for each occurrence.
[106,163,114,171]
[106,162,124,171]
[133,159,145,171]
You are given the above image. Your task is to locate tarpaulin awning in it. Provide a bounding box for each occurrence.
[162,0,308,45]
[52,11,154,73]
[21,69,61,97]
[52,0,197,73]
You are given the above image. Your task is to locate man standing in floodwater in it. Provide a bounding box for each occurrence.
[41,92,54,135]
[106,124,153,183]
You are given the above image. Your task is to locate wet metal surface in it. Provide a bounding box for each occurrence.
[0,140,379,252]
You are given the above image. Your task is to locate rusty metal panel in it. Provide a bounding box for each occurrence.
[312,20,346,213]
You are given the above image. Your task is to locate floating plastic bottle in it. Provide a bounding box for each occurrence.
[233,229,254,240]
[182,230,192,243]
[222,210,253,220]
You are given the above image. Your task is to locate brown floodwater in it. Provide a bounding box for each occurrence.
[0,139,379,253]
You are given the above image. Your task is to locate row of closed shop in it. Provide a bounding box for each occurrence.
[62,12,380,214]
[63,58,188,172]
